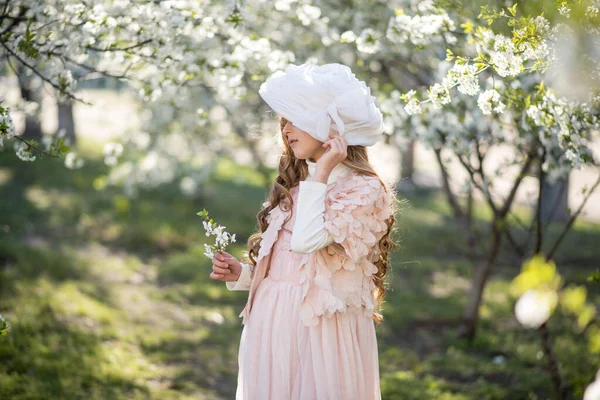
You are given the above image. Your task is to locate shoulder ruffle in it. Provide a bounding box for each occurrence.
[324,173,392,263]
[298,172,394,327]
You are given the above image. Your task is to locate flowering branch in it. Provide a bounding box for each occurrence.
[197,209,237,259]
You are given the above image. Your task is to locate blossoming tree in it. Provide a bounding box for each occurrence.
[339,0,600,341]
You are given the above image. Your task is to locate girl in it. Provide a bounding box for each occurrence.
[209,62,399,400]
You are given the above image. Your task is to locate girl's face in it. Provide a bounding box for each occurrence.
[281,118,326,162]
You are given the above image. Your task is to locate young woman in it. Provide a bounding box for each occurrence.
[210,62,399,400]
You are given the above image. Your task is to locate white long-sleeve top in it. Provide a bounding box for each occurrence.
[226,160,352,291]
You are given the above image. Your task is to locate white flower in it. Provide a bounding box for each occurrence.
[356,29,381,54]
[477,89,505,115]
[449,63,480,96]
[0,105,16,147]
[403,90,422,115]
[491,36,523,77]
[297,4,321,26]
[533,16,551,36]
[203,243,214,259]
[514,289,557,329]
[200,209,237,259]
[428,83,451,109]
[587,6,599,18]
[64,152,84,169]
[15,142,36,162]
[558,5,571,18]
[584,378,600,400]
[340,30,357,43]
[274,0,295,11]
[103,142,124,166]
[203,221,212,236]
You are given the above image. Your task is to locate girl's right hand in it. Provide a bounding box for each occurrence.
[210,251,242,282]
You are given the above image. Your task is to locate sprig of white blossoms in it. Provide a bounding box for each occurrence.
[198,209,236,259]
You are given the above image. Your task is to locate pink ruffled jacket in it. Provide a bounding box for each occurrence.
[238,169,393,327]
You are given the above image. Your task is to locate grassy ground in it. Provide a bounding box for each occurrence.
[0,149,598,400]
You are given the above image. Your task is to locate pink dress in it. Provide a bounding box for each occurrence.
[234,186,382,400]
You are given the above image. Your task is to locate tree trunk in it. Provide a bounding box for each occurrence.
[458,219,504,340]
[398,139,416,193]
[57,98,77,145]
[18,67,43,142]
[540,174,570,223]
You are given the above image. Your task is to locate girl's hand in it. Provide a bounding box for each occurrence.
[210,251,242,282]
[316,131,348,176]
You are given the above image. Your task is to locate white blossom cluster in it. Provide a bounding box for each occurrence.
[1,0,300,164]
[477,89,506,115]
[201,213,237,259]
[444,63,481,96]
[526,88,598,180]
[386,9,456,47]
[428,83,451,109]
[14,141,36,162]
[0,101,16,148]
[403,90,422,116]
[64,152,85,169]
[356,28,382,54]
[103,142,124,167]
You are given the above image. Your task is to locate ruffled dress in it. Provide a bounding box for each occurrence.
[233,185,382,400]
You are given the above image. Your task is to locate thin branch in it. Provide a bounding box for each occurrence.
[502,223,526,258]
[62,55,131,80]
[86,39,152,52]
[0,41,90,105]
[535,149,545,253]
[546,171,600,260]
[498,148,537,217]
[12,135,60,158]
[456,151,500,215]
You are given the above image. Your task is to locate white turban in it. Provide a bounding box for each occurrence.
[258,62,385,146]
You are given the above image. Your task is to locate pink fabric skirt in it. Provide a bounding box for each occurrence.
[234,228,382,400]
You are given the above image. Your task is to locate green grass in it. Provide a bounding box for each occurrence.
[0,150,598,399]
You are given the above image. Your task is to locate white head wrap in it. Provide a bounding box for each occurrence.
[258,62,385,146]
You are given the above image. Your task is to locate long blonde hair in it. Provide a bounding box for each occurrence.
[245,116,402,325]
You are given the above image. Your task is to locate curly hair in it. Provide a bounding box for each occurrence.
[244,116,403,325]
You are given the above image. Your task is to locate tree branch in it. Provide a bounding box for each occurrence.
[547,170,600,260]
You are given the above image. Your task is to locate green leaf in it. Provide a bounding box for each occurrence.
[561,286,587,315]
[460,20,474,34]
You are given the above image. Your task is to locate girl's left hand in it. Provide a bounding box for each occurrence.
[316,131,348,174]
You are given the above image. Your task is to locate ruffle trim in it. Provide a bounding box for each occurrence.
[298,173,393,327]
[257,205,288,263]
